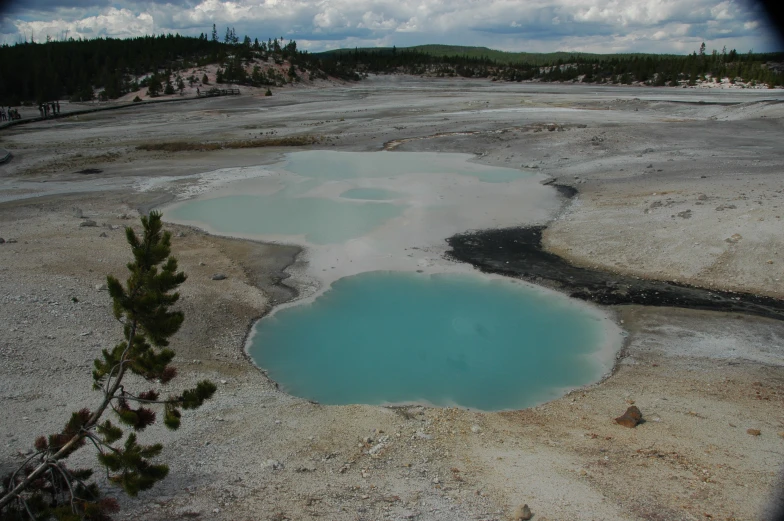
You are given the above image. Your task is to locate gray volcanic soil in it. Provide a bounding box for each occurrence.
[1,78,783,521]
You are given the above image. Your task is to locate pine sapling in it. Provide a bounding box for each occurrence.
[0,211,216,520]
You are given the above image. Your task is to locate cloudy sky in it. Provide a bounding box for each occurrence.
[0,0,781,54]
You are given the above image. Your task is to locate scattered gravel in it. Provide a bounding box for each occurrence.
[1,78,782,521]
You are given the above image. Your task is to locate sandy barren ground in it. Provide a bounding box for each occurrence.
[1,78,783,521]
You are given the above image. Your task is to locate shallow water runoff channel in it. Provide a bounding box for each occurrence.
[163,151,623,411]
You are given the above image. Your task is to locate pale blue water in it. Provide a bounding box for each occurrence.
[283,150,532,183]
[168,194,403,244]
[249,272,608,411]
[167,151,537,244]
[340,188,403,200]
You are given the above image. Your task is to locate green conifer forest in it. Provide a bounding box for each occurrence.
[0,33,781,105]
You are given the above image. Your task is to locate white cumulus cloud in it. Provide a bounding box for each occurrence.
[1,0,780,52]
[11,8,153,41]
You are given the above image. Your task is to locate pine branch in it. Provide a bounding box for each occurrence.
[1,212,215,518]
[0,322,135,509]
[48,461,79,515]
[20,495,35,519]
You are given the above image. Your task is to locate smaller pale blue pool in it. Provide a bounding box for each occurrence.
[282,150,532,183]
[249,271,614,411]
[166,193,403,244]
[340,188,403,200]
[166,151,540,245]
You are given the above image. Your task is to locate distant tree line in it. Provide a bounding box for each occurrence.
[322,44,784,88]
[0,30,343,105]
[0,34,220,104]
[1,35,782,105]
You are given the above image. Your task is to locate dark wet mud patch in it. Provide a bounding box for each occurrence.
[446,226,784,321]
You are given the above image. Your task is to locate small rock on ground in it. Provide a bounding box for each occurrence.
[615,406,643,428]
[512,503,533,520]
